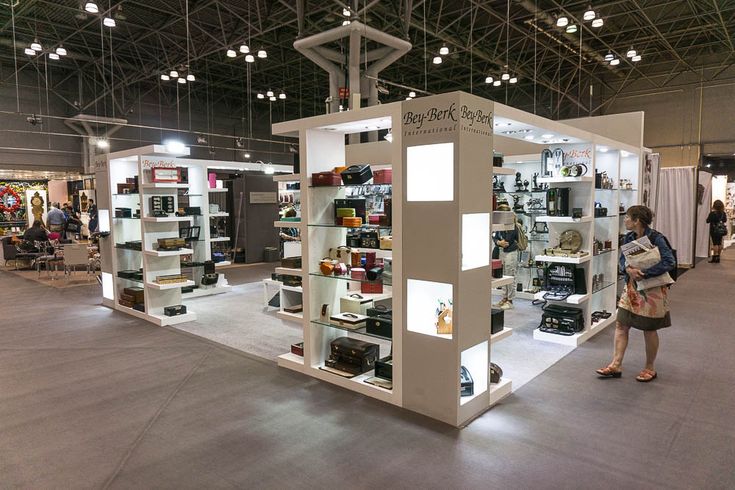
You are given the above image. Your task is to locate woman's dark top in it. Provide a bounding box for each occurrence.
[706,211,727,235]
[493,228,519,253]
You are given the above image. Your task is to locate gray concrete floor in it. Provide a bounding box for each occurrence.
[1,249,734,489]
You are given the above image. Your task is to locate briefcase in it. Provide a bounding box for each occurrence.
[312,171,342,186]
[491,308,504,334]
[366,305,392,318]
[539,303,585,335]
[329,337,379,371]
[366,315,392,338]
[341,165,373,185]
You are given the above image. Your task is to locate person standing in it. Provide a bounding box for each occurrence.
[596,205,676,383]
[87,199,99,233]
[46,203,66,234]
[706,199,727,263]
[492,222,519,310]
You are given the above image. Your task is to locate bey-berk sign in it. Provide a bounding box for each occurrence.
[402,100,493,138]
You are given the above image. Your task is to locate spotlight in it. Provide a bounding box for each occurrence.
[178,77,187,84]
[592,18,603,28]
[439,45,449,55]
[604,52,614,61]
[164,140,187,154]
[493,80,501,87]
[583,7,596,21]
[509,77,518,84]
[501,73,510,81]
[257,48,267,58]
[566,24,577,33]
[49,53,60,60]
[556,16,569,27]
[626,48,637,58]
[266,89,274,97]
[245,54,255,63]
[24,47,36,56]
[84,2,99,14]
[170,70,179,78]
[610,58,620,66]
[103,17,116,28]
[269,96,276,101]
[257,93,264,99]
[239,44,250,54]
[342,20,351,26]
[186,74,195,82]
[279,92,286,100]
[432,56,442,65]
[244,153,251,158]
[226,49,237,58]
[96,139,109,149]
[160,74,170,81]
[485,76,493,84]
[632,55,642,62]
[342,7,351,17]
[56,46,67,56]
[409,91,416,98]
[31,39,42,51]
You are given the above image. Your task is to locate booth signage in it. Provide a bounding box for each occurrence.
[250,191,277,204]
[402,94,493,138]
[142,159,176,169]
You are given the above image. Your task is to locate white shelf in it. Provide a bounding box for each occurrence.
[351,247,392,259]
[492,223,515,232]
[488,378,513,406]
[538,176,594,184]
[490,327,513,344]
[281,285,303,293]
[150,312,198,326]
[274,221,302,228]
[493,167,517,176]
[534,291,590,304]
[144,247,194,257]
[207,187,228,193]
[141,182,190,189]
[214,261,231,267]
[273,173,301,182]
[533,314,616,346]
[277,352,305,373]
[275,267,303,277]
[209,212,229,217]
[210,237,231,242]
[146,280,196,290]
[534,254,591,264]
[276,310,303,323]
[491,275,515,288]
[142,216,193,223]
[309,365,394,404]
[534,215,593,223]
[182,285,232,299]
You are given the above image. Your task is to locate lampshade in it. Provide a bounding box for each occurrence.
[186,74,195,82]
[245,54,255,63]
[501,73,510,81]
[160,74,170,81]
[583,8,595,21]
[178,77,187,84]
[556,16,569,27]
[439,45,449,55]
[592,18,603,28]
[610,58,620,66]
[269,96,276,101]
[632,55,641,62]
[257,49,267,58]
[49,53,60,60]
[266,89,274,97]
[31,40,42,51]
[56,46,67,56]
[103,17,116,27]
[226,49,236,58]
[604,52,614,61]
[408,91,416,98]
[24,47,36,56]
[493,80,501,87]
[626,48,637,58]
[279,92,286,100]
[257,93,264,99]
[343,7,351,17]
[432,56,442,64]
[240,44,249,54]
[485,76,493,84]
[169,70,179,78]
[566,24,578,33]
[84,2,99,14]
[509,77,518,84]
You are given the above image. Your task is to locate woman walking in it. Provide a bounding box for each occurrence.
[706,199,727,263]
[596,205,676,382]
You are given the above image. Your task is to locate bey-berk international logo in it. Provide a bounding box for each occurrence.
[403,102,493,137]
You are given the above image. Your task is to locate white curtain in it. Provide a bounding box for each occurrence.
[656,167,695,266]
[696,171,713,258]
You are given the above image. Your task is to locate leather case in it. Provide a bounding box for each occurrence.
[342,217,363,228]
[329,312,369,329]
[312,171,342,186]
[491,308,504,334]
[340,293,374,315]
[373,169,392,184]
[325,337,379,375]
[539,304,585,335]
[328,246,352,261]
[492,259,503,278]
[164,305,187,316]
[336,208,356,218]
[366,315,392,338]
[374,356,393,380]
[366,305,391,318]
[281,256,302,268]
[350,268,366,280]
[361,281,383,294]
[334,198,366,222]
[320,259,336,275]
[379,236,392,250]
[290,342,304,357]
[341,165,373,185]
[360,231,379,249]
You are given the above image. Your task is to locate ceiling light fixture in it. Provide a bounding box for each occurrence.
[342,7,351,17]
[626,48,637,58]
[269,96,276,101]
[31,39,42,51]
[257,93,264,99]
[604,51,614,61]
[244,153,251,158]
[509,77,518,84]
[178,78,187,84]
[610,58,620,66]
[583,7,596,21]
[439,45,449,55]
[266,89,274,97]
[279,92,286,100]
[96,139,109,149]
[493,80,501,87]
[49,53,60,60]
[164,140,186,154]
[226,49,237,58]
[432,56,442,64]
[84,2,99,14]
[485,76,493,84]
[342,20,351,26]
[409,91,416,98]
[566,24,578,33]
[186,74,195,82]
[239,44,250,54]
[103,17,116,27]
[56,45,67,56]
[257,48,267,58]
[245,54,255,63]
[592,18,603,28]
[169,70,178,78]
[632,54,642,62]
[501,73,510,81]
[556,16,569,27]
[24,47,35,56]
[160,74,170,81]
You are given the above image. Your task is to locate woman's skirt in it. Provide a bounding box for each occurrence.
[617,280,671,331]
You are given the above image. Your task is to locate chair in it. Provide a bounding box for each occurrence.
[61,244,91,280]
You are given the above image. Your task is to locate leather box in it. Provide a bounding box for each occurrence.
[151,195,174,214]
[491,308,504,334]
[373,169,392,184]
[594,206,608,217]
[379,236,392,250]
[334,198,366,221]
[312,171,342,186]
[132,303,145,312]
[375,356,393,380]
[326,337,379,375]
[336,208,356,218]
[342,217,363,228]
[116,183,136,194]
[341,165,373,185]
[368,215,381,225]
[152,167,181,183]
[283,304,303,314]
[328,246,352,261]
[350,268,366,280]
[281,256,302,268]
[340,293,374,315]
[291,342,304,357]
[366,315,392,338]
[123,287,145,303]
[361,280,383,294]
[163,304,187,316]
[492,259,503,278]
[329,312,369,329]
[157,237,186,250]
[360,231,379,249]
[366,266,383,281]
[460,366,474,397]
[366,305,391,318]
[346,233,362,248]
[115,207,132,218]
[118,298,135,308]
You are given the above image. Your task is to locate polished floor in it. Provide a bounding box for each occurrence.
[1,250,734,489]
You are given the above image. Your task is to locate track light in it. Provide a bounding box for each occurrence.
[244,153,251,158]
[632,55,641,62]
[186,74,195,82]
[257,48,267,58]
[31,39,42,51]
[610,58,620,66]
[408,91,416,98]
[583,7,596,21]
[226,49,237,58]
[566,24,578,33]
[239,44,249,54]
[24,48,35,56]
[56,46,67,56]
[626,48,637,58]
[279,92,286,100]
[257,93,264,99]
[432,56,442,64]
[485,76,493,84]
[604,52,614,61]
[493,80,501,87]
[84,2,99,14]
[103,17,116,27]
[169,70,178,78]
[509,77,518,84]
[556,16,569,27]
[501,73,510,81]
[245,54,255,63]
[178,77,187,84]
[439,45,449,55]
[592,18,603,28]
[49,53,60,60]
[161,74,170,81]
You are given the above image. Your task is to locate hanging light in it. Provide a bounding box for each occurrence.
[501,73,510,81]
[509,77,518,84]
[556,16,569,27]
[566,24,578,33]
[604,51,614,61]
[257,93,265,99]
[408,91,416,98]
[103,17,116,27]
[169,70,179,78]
[269,96,276,101]
[342,20,351,26]
[610,58,620,66]
[31,39,42,51]
[439,45,449,55]
[96,139,109,149]
[342,7,351,17]
[632,55,642,62]
[266,89,274,97]
[239,44,250,54]
[245,54,255,63]
[160,74,170,81]
[56,45,67,56]
[244,153,251,158]
[493,80,501,87]
[432,56,442,64]
[24,47,35,56]
[186,74,195,82]
[626,48,637,58]
[278,92,286,100]
[178,77,187,84]
[264,164,275,175]
[485,76,493,84]
[226,49,237,58]
[257,48,267,58]
[583,7,596,21]
[592,18,603,28]
[84,2,99,14]
[49,53,60,60]
[405,97,413,101]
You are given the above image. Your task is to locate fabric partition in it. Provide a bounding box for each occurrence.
[656,167,695,266]
[696,171,713,258]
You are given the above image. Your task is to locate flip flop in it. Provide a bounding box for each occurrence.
[596,366,622,378]
[636,369,657,382]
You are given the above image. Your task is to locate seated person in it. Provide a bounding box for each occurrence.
[23,220,49,243]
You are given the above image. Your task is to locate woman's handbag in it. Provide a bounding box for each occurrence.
[713,221,727,237]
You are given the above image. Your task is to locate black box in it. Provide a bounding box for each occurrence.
[325,337,379,376]
[346,232,362,248]
[366,305,392,317]
[164,305,187,316]
[460,366,474,397]
[335,198,366,222]
[150,196,175,214]
[360,230,379,249]
[341,165,373,185]
[114,207,132,218]
[375,356,393,380]
[366,315,392,338]
[491,308,504,334]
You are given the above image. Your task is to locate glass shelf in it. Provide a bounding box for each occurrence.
[495,190,547,194]
[113,193,139,196]
[311,319,391,342]
[529,238,549,242]
[116,276,143,284]
[115,245,142,252]
[308,223,392,230]
[594,215,619,219]
[113,217,140,220]
[309,183,392,189]
[309,272,392,287]
[593,249,615,257]
[181,193,203,197]
[516,211,547,216]
[592,282,616,294]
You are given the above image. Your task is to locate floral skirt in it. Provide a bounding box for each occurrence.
[617,280,671,331]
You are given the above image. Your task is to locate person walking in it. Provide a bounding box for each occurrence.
[492,222,519,310]
[596,205,676,382]
[706,199,727,263]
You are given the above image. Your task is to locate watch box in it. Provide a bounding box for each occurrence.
[151,167,181,183]
[374,356,393,380]
[491,308,504,334]
[366,315,392,338]
[163,304,187,316]
[341,165,373,185]
[340,293,374,315]
[312,171,342,187]
[290,342,304,357]
[329,312,369,329]
[373,169,392,184]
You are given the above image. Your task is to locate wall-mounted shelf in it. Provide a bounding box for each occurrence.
[491,276,515,288]
[534,215,593,223]
[534,254,591,264]
[275,267,303,277]
[146,280,196,290]
[274,221,302,228]
[141,182,190,190]
[537,176,594,184]
[142,216,193,223]
[144,248,194,257]
[273,173,301,182]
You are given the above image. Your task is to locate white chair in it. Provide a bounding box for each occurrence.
[62,244,90,281]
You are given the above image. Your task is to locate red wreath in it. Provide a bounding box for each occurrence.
[0,187,22,213]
